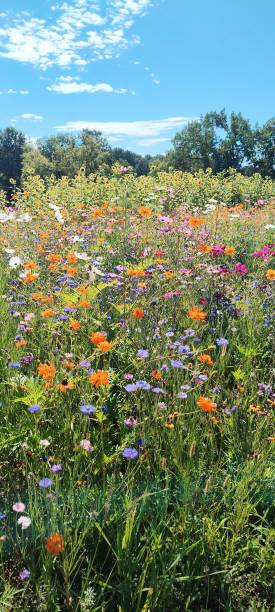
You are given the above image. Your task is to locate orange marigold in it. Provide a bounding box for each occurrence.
[188,217,205,228]
[41,309,55,318]
[198,354,213,365]
[127,269,146,277]
[138,206,152,217]
[89,370,110,388]
[266,269,275,281]
[132,307,144,319]
[188,306,207,321]
[90,331,106,345]
[38,363,56,381]
[197,396,216,413]
[97,340,113,353]
[69,319,81,331]
[45,533,65,555]
[224,246,236,255]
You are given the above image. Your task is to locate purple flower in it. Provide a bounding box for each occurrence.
[178,392,188,399]
[28,404,41,414]
[79,360,91,369]
[39,478,52,489]
[170,359,183,368]
[136,380,151,390]
[9,362,21,369]
[51,464,62,473]
[216,337,228,346]
[124,383,138,392]
[19,568,30,581]
[124,416,138,427]
[80,404,96,415]
[123,447,138,460]
[137,349,149,358]
[124,373,134,380]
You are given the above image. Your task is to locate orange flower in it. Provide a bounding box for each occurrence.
[151,370,162,381]
[132,307,144,319]
[224,246,235,255]
[24,261,38,270]
[188,217,205,228]
[91,208,103,217]
[266,269,275,281]
[138,206,152,217]
[45,533,65,556]
[66,253,78,263]
[197,396,216,413]
[127,269,146,277]
[198,354,213,365]
[89,370,110,388]
[22,272,38,284]
[69,319,81,331]
[90,331,106,345]
[41,309,55,318]
[97,340,113,353]
[38,363,56,381]
[15,339,27,349]
[188,306,207,321]
[64,361,75,370]
[58,381,75,392]
[164,271,175,279]
[79,300,91,308]
[198,244,211,253]
[63,266,77,277]
[47,254,62,264]
[77,286,89,296]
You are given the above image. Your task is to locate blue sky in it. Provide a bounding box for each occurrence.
[0,0,274,154]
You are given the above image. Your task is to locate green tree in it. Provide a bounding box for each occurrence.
[0,127,26,196]
[253,118,275,178]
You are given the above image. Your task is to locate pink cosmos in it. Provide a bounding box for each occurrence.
[212,245,225,256]
[80,439,93,452]
[12,502,26,513]
[235,263,248,276]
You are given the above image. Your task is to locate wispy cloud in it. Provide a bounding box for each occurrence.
[135,137,170,147]
[55,116,195,138]
[0,0,154,69]
[47,76,134,95]
[21,113,44,121]
[0,89,29,95]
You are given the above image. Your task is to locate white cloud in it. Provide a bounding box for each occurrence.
[135,137,171,146]
[21,113,44,121]
[55,116,196,138]
[0,0,155,69]
[47,78,133,94]
[0,89,29,95]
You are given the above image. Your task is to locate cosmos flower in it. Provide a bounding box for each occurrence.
[12,502,26,513]
[18,516,32,530]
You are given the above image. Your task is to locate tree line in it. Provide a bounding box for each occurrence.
[0,110,274,196]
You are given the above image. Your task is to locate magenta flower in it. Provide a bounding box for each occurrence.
[235,262,248,276]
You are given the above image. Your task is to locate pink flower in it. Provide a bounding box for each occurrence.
[12,502,26,513]
[235,263,248,276]
[80,439,93,452]
[212,245,225,256]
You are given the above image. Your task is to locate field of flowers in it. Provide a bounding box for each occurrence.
[0,169,274,611]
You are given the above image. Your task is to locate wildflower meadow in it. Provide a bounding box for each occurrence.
[0,169,274,611]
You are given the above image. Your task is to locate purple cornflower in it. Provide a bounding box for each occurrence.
[136,380,151,390]
[28,404,41,414]
[137,349,149,358]
[79,360,91,369]
[123,447,138,460]
[124,383,138,392]
[9,362,21,369]
[39,478,52,489]
[216,338,228,346]
[80,404,96,415]
[51,464,62,473]
[170,359,183,368]
[19,568,30,581]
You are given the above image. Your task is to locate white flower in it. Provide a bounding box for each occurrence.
[5,248,15,254]
[86,265,104,283]
[75,252,91,261]
[18,516,31,530]
[0,212,14,223]
[8,256,22,269]
[264,224,275,229]
[17,213,32,223]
